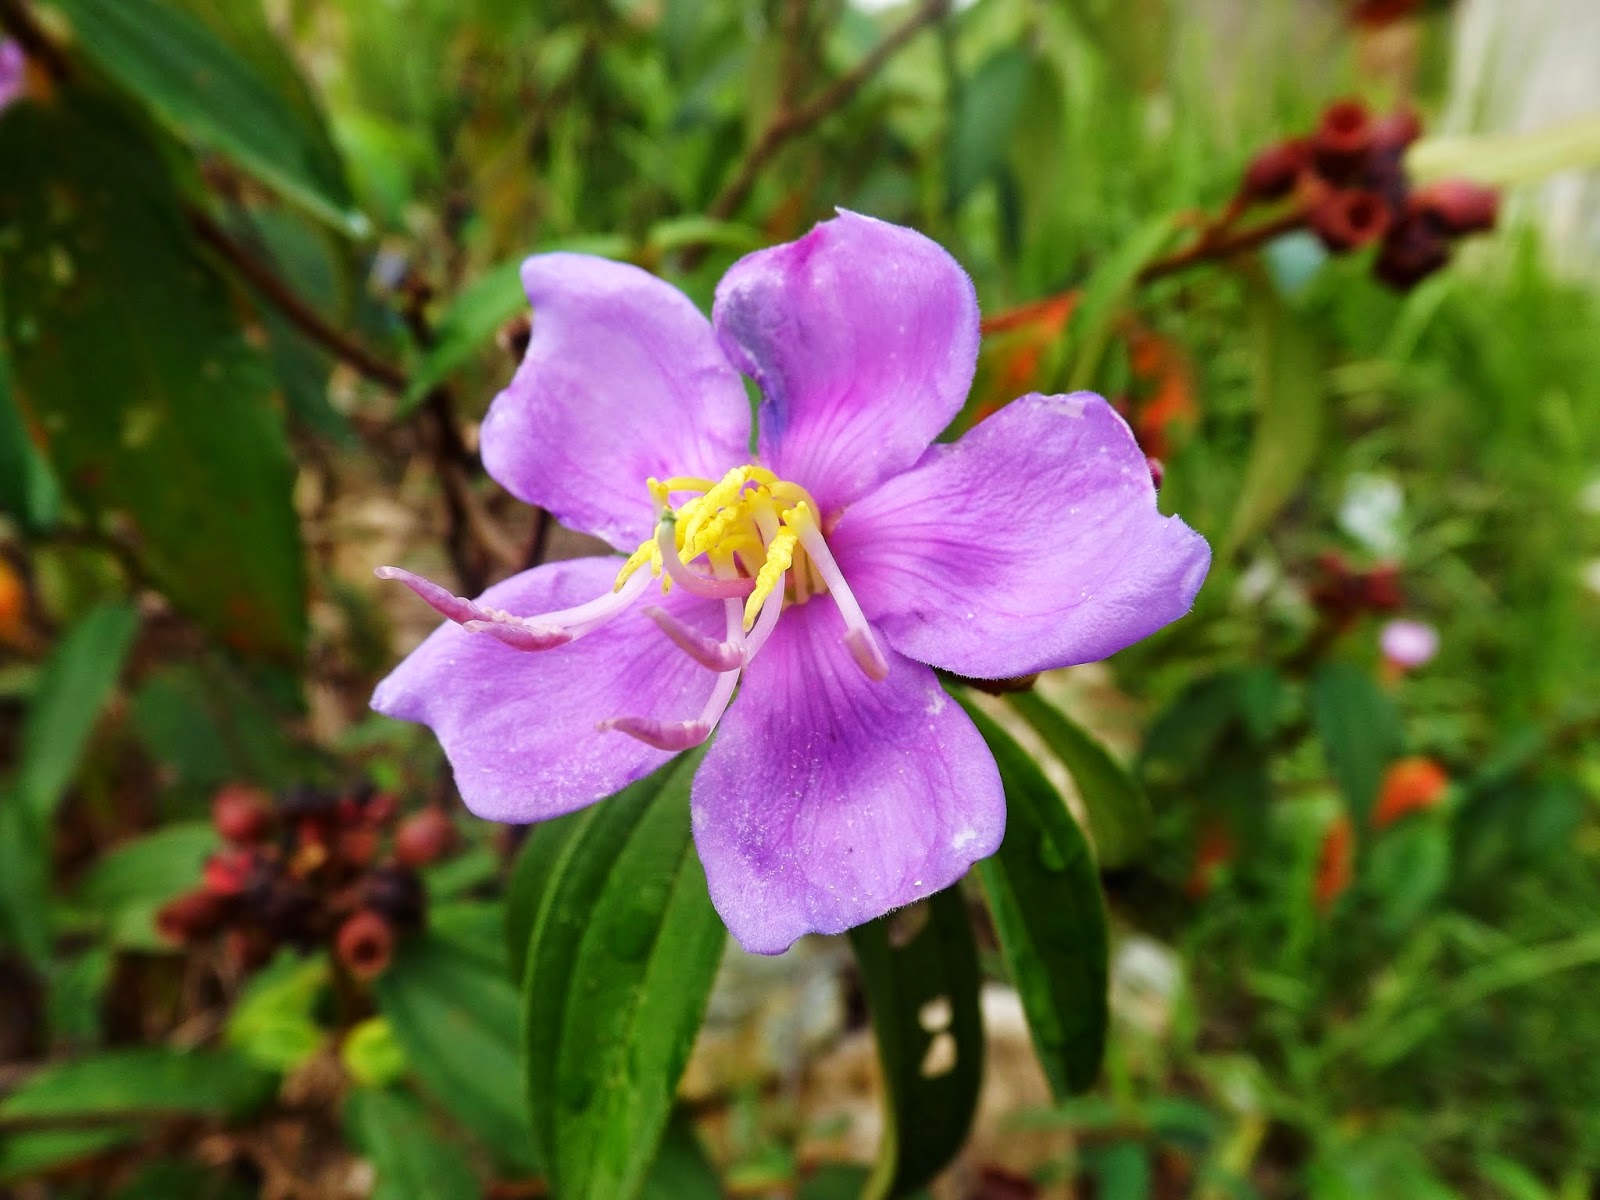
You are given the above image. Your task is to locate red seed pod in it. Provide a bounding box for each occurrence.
[212,784,273,844]
[393,807,458,869]
[336,910,395,981]
[156,889,231,943]
[1371,107,1423,153]
[1311,99,1375,181]
[1310,188,1392,253]
[336,826,381,870]
[1241,137,1309,202]
[202,848,258,897]
[1374,212,1452,291]
[1412,178,1499,237]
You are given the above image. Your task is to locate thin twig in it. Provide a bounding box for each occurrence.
[1137,206,1308,285]
[684,0,949,268]
[189,212,408,391]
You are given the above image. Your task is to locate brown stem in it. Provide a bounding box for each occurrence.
[683,0,949,268]
[189,212,408,391]
[1137,206,1309,285]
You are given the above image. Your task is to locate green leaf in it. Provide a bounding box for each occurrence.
[0,338,61,532]
[0,1126,139,1185]
[226,954,328,1072]
[1009,690,1152,869]
[1311,662,1401,826]
[0,794,51,963]
[0,94,308,668]
[16,602,138,821]
[375,935,538,1171]
[52,0,364,234]
[798,1165,877,1200]
[346,1088,479,1200]
[72,822,218,949]
[343,1018,409,1089]
[947,47,1034,210]
[1063,214,1183,393]
[638,1109,721,1200]
[1221,279,1324,557]
[517,753,726,1200]
[849,885,983,1200]
[401,259,525,414]
[0,1047,274,1122]
[112,1158,254,1200]
[963,699,1109,1097]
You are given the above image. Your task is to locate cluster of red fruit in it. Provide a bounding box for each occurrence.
[1307,551,1404,627]
[1241,99,1499,289]
[157,783,459,981]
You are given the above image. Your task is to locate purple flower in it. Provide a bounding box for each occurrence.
[0,41,25,111]
[1380,618,1438,670]
[373,212,1210,954]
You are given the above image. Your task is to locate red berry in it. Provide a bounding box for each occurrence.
[1242,137,1309,202]
[202,848,257,897]
[1310,188,1392,253]
[393,807,457,868]
[1311,99,1374,181]
[1413,179,1499,237]
[212,784,272,843]
[336,910,395,981]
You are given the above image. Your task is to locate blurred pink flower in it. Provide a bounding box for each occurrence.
[0,41,25,111]
[1380,618,1439,670]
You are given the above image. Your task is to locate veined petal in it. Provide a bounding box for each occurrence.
[372,557,724,823]
[712,211,980,513]
[691,596,1004,955]
[481,254,752,551]
[830,392,1211,679]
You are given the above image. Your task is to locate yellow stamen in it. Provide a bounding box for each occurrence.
[744,527,798,630]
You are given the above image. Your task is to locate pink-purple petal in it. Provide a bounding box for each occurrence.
[372,557,724,823]
[830,392,1211,679]
[712,210,980,514]
[480,254,752,552]
[691,596,1005,955]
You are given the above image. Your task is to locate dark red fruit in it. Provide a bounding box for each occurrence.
[394,807,458,868]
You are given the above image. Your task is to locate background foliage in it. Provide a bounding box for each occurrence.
[0,0,1597,1197]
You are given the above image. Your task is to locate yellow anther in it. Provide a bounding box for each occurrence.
[743,527,798,630]
[614,537,661,592]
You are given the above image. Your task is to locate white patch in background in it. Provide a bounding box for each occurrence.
[1338,472,1406,558]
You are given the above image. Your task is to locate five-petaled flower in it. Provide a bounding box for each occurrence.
[372,212,1210,954]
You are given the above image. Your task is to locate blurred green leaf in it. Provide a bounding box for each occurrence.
[965,699,1109,1097]
[342,1018,410,1091]
[947,47,1034,211]
[1410,115,1600,188]
[0,94,308,668]
[1009,690,1152,869]
[112,1158,253,1200]
[226,954,328,1072]
[516,753,725,1200]
[0,1047,275,1122]
[47,944,113,1045]
[53,0,365,234]
[0,1126,139,1185]
[401,258,525,414]
[638,1109,721,1200]
[1311,662,1401,827]
[376,935,538,1171]
[797,1164,876,1199]
[346,1087,479,1200]
[1221,279,1323,557]
[1063,213,1182,393]
[16,602,138,821]
[849,885,982,1200]
[0,338,61,532]
[72,822,218,949]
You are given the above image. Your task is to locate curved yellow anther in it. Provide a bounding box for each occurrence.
[743,527,798,630]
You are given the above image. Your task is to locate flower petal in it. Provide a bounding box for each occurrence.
[481,254,752,551]
[830,392,1210,679]
[372,557,724,822]
[691,596,1004,955]
[712,211,980,513]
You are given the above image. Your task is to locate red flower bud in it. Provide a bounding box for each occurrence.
[1311,99,1374,181]
[393,807,458,868]
[337,910,395,981]
[1241,137,1309,202]
[156,889,230,943]
[202,848,257,897]
[212,784,272,844]
[1374,213,1451,291]
[1371,107,1423,153]
[1310,188,1392,253]
[1412,179,1499,237]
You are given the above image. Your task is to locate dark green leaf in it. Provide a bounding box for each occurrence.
[0,94,308,667]
[1221,279,1324,557]
[1009,691,1151,869]
[0,1126,138,1185]
[0,1047,274,1122]
[849,885,983,1200]
[16,602,138,821]
[797,1164,877,1199]
[947,48,1034,210]
[0,794,50,962]
[517,753,725,1200]
[112,1158,253,1200]
[53,0,364,234]
[1311,662,1401,826]
[964,699,1109,1097]
[346,1088,479,1200]
[375,935,538,1171]
[638,1109,721,1200]
[0,337,60,532]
